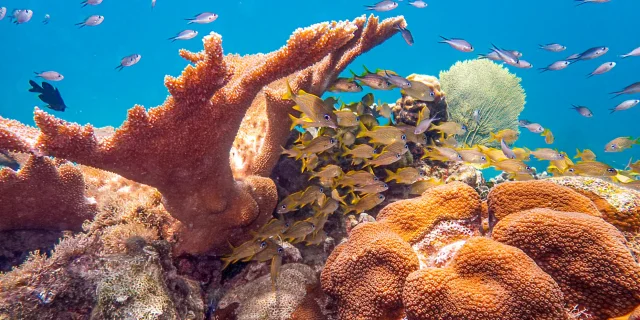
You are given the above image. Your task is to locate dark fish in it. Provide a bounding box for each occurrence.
[395,25,414,46]
[28,80,67,112]
[569,46,608,61]
[610,82,640,99]
[570,105,593,117]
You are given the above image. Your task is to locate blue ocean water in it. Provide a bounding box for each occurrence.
[1,0,639,172]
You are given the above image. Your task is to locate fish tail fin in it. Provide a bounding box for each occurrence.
[115,65,124,71]
[362,65,373,75]
[283,80,294,101]
[609,92,622,99]
[586,73,593,78]
[342,145,352,156]
[574,148,582,159]
[356,122,369,138]
[574,0,587,7]
[383,169,395,182]
[288,114,300,131]
[489,132,498,142]
[438,35,449,43]
[28,80,43,93]
[221,257,233,270]
[538,68,548,73]
[626,157,633,170]
[620,54,629,59]
[609,108,617,114]
[634,137,640,145]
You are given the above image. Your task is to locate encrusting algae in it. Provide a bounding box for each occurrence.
[1,12,640,320]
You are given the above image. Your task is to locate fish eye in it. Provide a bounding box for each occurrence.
[526,166,532,171]
[607,168,616,173]
[280,205,286,209]
[310,223,316,230]
[383,183,388,188]
[568,168,575,172]
[462,125,467,131]
[319,187,324,193]
[481,156,486,161]
[429,92,435,97]
[330,138,336,144]
[378,194,384,200]
[277,247,284,253]
[324,114,331,121]
[403,144,408,150]
[373,176,379,181]
[260,241,267,248]
[285,222,290,228]
[457,155,462,159]
[355,116,360,122]
[419,172,425,176]
[611,144,617,149]
[395,153,402,158]
[401,134,407,141]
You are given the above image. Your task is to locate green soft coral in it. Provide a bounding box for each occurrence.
[439,59,525,147]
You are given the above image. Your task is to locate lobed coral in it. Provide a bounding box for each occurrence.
[439,59,525,146]
[321,180,640,319]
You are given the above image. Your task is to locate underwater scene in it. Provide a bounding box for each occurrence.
[1,0,640,319]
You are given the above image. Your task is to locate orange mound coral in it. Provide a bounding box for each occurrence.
[377,181,482,243]
[0,155,96,232]
[403,237,569,320]
[487,180,600,224]
[548,176,640,231]
[321,222,419,320]
[493,208,640,319]
[8,16,405,255]
[231,14,407,178]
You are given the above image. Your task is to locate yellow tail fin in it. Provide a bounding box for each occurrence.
[384,169,395,182]
[283,80,294,101]
[288,114,300,131]
[356,121,369,139]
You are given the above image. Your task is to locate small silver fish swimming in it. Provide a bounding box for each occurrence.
[490,44,518,65]
[518,119,531,127]
[587,62,615,78]
[539,60,570,73]
[610,82,640,99]
[439,36,473,52]
[408,0,427,8]
[507,59,533,69]
[0,7,6,21]
[76,15,104,28]
[523,123,544,133]
[621,46,640,59]
[34,71,64,81]
[569,46,609,61]
[478,52,502,61]
[115,54,142,71]
[610,100,639,114]
[185,12,218,24]
[168,30,198,42]
[365,0,398,12]
[395,25,414,46]
[42,14,50,24]
[570,105,593,117]
[80,0,103,8]
[11,9,33,24]
[539,43,566,52]
[501,139,516,159]
[384,71,411,88]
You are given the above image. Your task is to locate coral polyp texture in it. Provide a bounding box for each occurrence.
[0,15,405,255]
[0,155,96,232]
[321,180,640,319]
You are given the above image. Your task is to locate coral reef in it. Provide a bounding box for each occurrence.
[548,176,640,231]
[321,180,640,319]
[403,237,569,320]
[493,208,640,319]
[391,74,447,127]
[439,59,525,146]
[0,155,96,232]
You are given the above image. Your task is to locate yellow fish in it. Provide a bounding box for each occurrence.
[397,125,427,145]
[304,230,327,246]
[295,136,337,159]
[276,191,304,214]
[382,141,410,155]
[310,164,343,181]
[568,161,617,177]
[489,129,519,144]
[336,170,379,188]
[605,136,639,152]
[221,239,268,269]
[364,151,403,167]
[409,178,443,195]
[334,110,360,127]
[628,159,640,173]
[248,238,283,263]
[550,153,573,173]
[357,123,406,145]
[288,114,333,130]
[530,148,564,161]
[343,193,385,215]
[270,252,283,291]
[283,81,337,128]
[282,220,316,242]
[340,131,356,146]
[295,185,326,208]
[343,144,375,159]
[478,146,508,162]
[376,102,392,119]
[359,114,379,128]
[384,167,424,184]
[331,189,348,205]
[353,181,389,194]
[456,148,489,164]
[542,128,554,144]
[252,218,289,240]
[493,159,533,174]
[429,122,467,136]
[422,146,462,162]
[315,198,340,216]
[574,149,596,161]
[512,147,531,161]
[300,154,319,173]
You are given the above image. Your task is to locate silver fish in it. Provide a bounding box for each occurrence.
[610,82,640,99]
[351,69,391,90]
[11,9,33,24]
[518,119,531,127]
[575,0,611,6]
[569,46,608,61]
[34,71,64,81]
[507,59,533,69]
[365,0,398,12]
[80,0,103,8]
[473,109,480,125]
[570,105,593,117]
[490,44,518,64]
[610,100,639,114]
[151,0,156,9]
[440,36,473,52]
[76,15,104,28]
[0,7,7,20]
[395,25,414,46]
[42,14,50,24]
[478,52,502,61]
[115,54,142,71]
[501,139,516,159]
[524,123,544,133]
[384,71,411,88]
[565,53,580,60]
[414,115,439,134]
[621,47,640,59]
[587,62,615,78]
[539,43,566,52]
[539,60,570,73]
[408,0,427,8]
[168,30,198,42]
[185,12,218,24]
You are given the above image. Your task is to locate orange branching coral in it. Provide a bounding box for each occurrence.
[403,237,569,320]
[0,155,96,232]
[493,209,640,319]
[0,117,39,153]
[231,14,407,178]
[29,20,372,254]
[548,176,640,231]
[321,222,419,320]
[487,180,601,224]
[376,181,482,243]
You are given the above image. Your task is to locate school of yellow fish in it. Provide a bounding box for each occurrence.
[222,68,640,290]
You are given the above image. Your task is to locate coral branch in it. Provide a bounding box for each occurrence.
[0,117,39,153]
[0,155,96,232]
